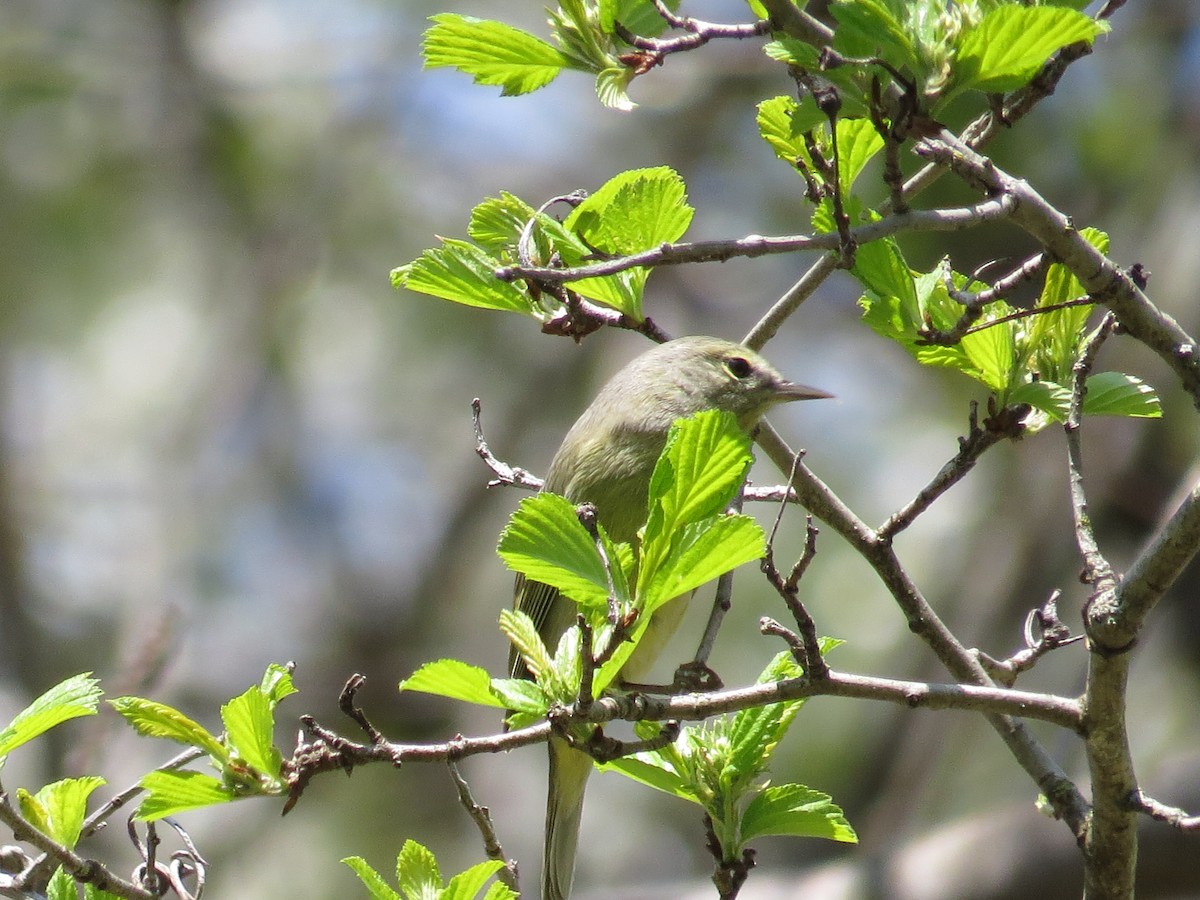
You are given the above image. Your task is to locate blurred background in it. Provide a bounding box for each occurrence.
[2,1,1200,897]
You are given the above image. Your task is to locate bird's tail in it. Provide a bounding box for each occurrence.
[543,736,592,900]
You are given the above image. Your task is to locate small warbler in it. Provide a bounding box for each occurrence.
[511,335,829,900]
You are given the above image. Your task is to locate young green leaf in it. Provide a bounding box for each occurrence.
[644,410,754,541]
[221,686,281,779]
[259,663,298,707]
[640,515,766,616]
[601,754,697,802]
[741,783,858,843]
[488,677,548,718]
[756,95,827,168]
[595,66,636,111]
[47,868,76,900]
[830,0,918,76]
[443,859,511,900]
[1009,380,1072,422]
[498,493,618,609]
[399,659,508,708]
[1082,372,1162,418]
[952,7,1107,97]
[600,0,681,38]
[395,239,533,314]
[16,776,106,849]
[108,697,228,761]
[835,119,884,192]
[342,856,402,900]
[467,192,536,253]
[423,14,572,96]
[136,770,235,821]
[396,838,441,898]
[565,166,694,257]
[0,673,102,761]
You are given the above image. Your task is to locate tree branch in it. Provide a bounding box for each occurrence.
[495,196,1015,286]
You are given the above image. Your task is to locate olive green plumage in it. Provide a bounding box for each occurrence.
[511,335,828,900]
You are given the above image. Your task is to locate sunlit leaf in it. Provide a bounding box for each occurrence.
[423,14,571,96]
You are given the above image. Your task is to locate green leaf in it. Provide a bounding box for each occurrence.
[644,410,753,541]
[423,14,571,96]
[482,883,520,900]
[489,677,548,717]
[399,659,508,708]
[959,312,1016,393]
[835,118,883,191]
[727,654,806,781]
[756,95,826,168]
[443,859,509,900]
[47,868,76,900]
[17,776,106,849]
[499,608,556,684]
[601,0,681,38]
[397,839,442,897]
[259,663,298,707]
[595,66,636,111]
[565,166,693,256]
[136,770,234,821]
[1082,372,1162,418]
[109,696,228,761]
[395,239,533,315]
[1028,228,1108,383]
[561,166,693,318]
[343,856,402,900]
[221,686,280,778]
[953,7,1107,96]
[741,783,857,843]
[830,0,918,75]
[601,754,696,802]
[467,192,535,253]
[497,493,615,609]
[640,515,766,615]
[0,674,102,761]
[1009,379,1071,422]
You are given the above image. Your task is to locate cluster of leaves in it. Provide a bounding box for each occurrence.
[602,649,856,862]
[393,166,692,328]
[401,410,853,856]
[0,668,513,899]
[423,1,1106,114]
[858,231,1161,428]
[423,0,685,111]
[108,663,297,820]
[0,675,118,899]
[344,839,515,900]
[768,0,1105,113]
[404,1,1153,425]
[402,409,766,718]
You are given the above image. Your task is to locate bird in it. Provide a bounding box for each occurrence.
[510,335,829,900]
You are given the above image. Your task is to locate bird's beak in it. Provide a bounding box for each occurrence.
[775,380,834,403]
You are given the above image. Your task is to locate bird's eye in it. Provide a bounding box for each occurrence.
[725,356,754,379]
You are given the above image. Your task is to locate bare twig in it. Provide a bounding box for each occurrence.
[472,399,544,491]
[1128,790,1200,831]
[1066,314,1121,598]
[974,590,1084,687]
[447,755,519,891]
[878,402,1012,540]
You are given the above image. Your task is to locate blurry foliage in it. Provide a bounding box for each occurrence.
[0,0,1198,898]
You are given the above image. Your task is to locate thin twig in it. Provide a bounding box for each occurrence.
[446,755,520,891]
[878,402,1011,540]
[1066,313,1120,597]
[472,399,543,491]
